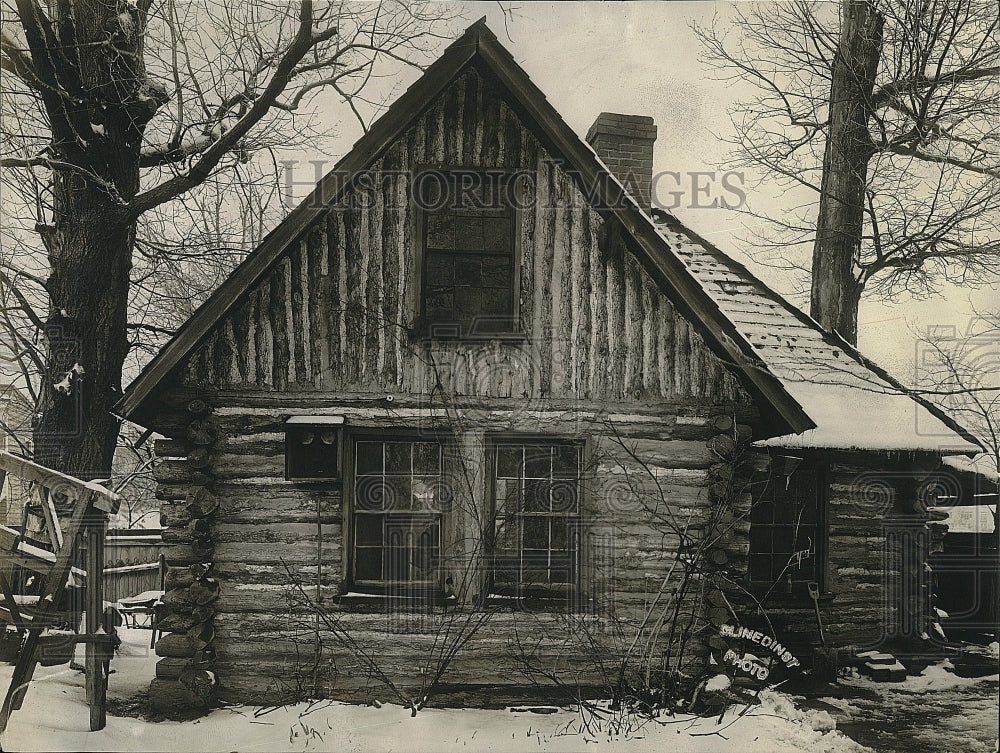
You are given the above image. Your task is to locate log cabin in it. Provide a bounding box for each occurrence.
[115,20,984,712]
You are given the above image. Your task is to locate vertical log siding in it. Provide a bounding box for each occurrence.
[181,67,741,406]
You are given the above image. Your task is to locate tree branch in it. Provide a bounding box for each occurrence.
[126,1,336,219]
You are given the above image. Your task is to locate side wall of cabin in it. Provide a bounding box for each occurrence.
[153,398,757,704]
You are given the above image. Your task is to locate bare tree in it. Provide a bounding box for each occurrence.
[694,0,999,344]
[0,0,458,478]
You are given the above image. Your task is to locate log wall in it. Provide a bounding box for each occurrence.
[149,393,757,705]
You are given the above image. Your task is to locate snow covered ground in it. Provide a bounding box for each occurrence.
[820,656,1000,753]
[0,628,869,752]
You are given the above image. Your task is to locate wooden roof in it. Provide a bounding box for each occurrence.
[116,19,818,436]
[658,222,982,454]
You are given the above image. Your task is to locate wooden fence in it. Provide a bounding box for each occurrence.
[98,530,165,601]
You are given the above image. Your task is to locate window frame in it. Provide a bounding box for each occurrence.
[411,167,527,340]
[747,458,828,598]
[343,429,454,596]
[484,435,587,603]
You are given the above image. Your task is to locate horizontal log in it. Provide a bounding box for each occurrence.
[155,656,214,680]
[706,434,736,460]
[215,584,340,613]
[161,518,213,545]
[213,522,341,546]
[187,417,221,446]
[213,541,340,567]
[179,667,217,702]
[148,678,211,713]
[154,438,190,458]
[217,487,342,525]
[164,542,214,566]
[212,561,343,587]
[154,461,193,485]
[187,448,214,470]
[185,487,219,518]
[160,502,192,528]
[164,563,213,591]
[156,484,189,502]
[187,399,212,417]
[711,415,735,432]
[189,579,221,606]
[155,633,198,659]
[159,589,196,615]
[155,624,215,659]
[156,609,214,634]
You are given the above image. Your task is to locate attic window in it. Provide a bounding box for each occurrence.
[285,416,344,479]
[418,171,518,337]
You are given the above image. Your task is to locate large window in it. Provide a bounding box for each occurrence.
[352,438,445,589]
[748,463,824,595]
[490,441,582,596]
[419,171,517,336]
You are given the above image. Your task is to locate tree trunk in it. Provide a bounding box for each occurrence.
[809,0,883,345]
[33,179,134,479]
[21,2,162,479]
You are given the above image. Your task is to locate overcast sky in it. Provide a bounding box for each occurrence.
[289,1,997,383]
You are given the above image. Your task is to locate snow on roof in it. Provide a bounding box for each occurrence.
[930,504,997,534]
[942,454,1000,483]
[654,224,981,454]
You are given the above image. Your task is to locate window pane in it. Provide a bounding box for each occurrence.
[549,554,573,584]
[524,517,548,548]
[454,286,484,319]
[355,477,387,511]
[424,285,454,318]
[355,549,382,581]
[384,442,411,474]
[552,445,579,477]
[495,517,519,553]
[411,477,437,510]
[481,287,511,316]
[550,479,578,513]
[455,256,482,287]
[551,518,568,550]
[355,514,381,546]
[355,441,382,476]
[496,446,521,478]
[425,253,454,283]
[413,443,440,475]
[480,218,511,252]
[384,477,411,510]
[752,500,773,524]
[749,525,770,552]
[426,213,455,250]
[495,478,520,515]
[524,480,550,512]
[524,448,551,478]
[481,257,510,287]
[453,215,483,250]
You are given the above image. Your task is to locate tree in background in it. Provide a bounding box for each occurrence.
[694,0,999,344]
[0,0,457,480]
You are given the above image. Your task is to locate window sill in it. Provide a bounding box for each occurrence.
[412,329,529,344]
[332,590,459,611]
[750,589,833,609]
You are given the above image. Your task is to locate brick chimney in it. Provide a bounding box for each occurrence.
[586,113,657,210]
